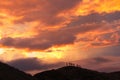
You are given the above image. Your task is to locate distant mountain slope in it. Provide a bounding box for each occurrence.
[34,66,120,80]
[0,62,36,80]
[0,61,120,80]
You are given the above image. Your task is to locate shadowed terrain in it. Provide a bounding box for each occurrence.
[0,62,36,80]
[0,62,120,80]
[34,66,120,80]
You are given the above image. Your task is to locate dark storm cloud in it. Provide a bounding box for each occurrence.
[0,23,102,50]
[100,45,120,56]
[79,57,112,66]
[0,33,76,50]
[90,42,111,47]
[10,0,82,25]
[7,58,64,71]
[1,11,120,50]
[68,11,120,27]
[92,57,112,64]
[0,0,83,26]
[0,10,120,50]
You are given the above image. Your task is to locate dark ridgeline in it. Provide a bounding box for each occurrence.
[0,61,120,80]
[34,63,120,80]
[0,62,36,80]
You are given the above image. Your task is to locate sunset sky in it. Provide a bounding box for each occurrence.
[0,0,120,74]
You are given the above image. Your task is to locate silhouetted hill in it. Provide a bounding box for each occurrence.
[108,71,120,80]
[0,62,36,80]
[0,61,120,80]
[34,66,120,80]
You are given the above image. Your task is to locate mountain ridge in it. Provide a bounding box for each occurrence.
[0,61,120,80]
[0,62,36,80]
[34,66,120,80]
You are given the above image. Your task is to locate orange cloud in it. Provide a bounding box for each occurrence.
[0,0,120,70]
[75,0,120,15]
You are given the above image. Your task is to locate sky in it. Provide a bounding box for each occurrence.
[0,0,120,74]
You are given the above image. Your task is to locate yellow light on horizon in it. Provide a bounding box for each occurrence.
[0,48,4,54]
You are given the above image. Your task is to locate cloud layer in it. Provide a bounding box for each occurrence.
[7,58,64,71]
[0,0,120,73]
[0,11,120,50]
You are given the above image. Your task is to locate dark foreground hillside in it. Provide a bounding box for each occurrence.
[0,61,120,80]
[34,66,120,80]
[0,62,36,80]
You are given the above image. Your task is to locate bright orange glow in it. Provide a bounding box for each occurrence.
[0,48,4,54]
[0,0,120,73]
[75,0,120,16]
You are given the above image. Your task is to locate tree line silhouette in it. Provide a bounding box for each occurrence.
[65,62,81,67]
